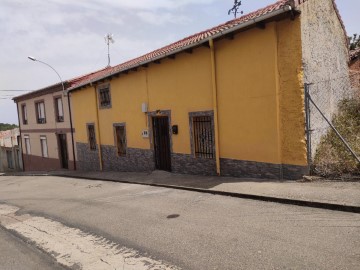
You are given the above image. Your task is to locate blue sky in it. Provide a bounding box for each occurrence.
[0,0,358,124]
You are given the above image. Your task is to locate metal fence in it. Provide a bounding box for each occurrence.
[304,71,360,177]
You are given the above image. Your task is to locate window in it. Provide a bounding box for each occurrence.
[192,115,215,159]
[87,124,97,150]
[35,101,46,124]
[55,97,64,122]
[114,124,126,156]
[24,136,31,155]
[98,85,111,108]
[21,104,28,125]
[40,136,48,157]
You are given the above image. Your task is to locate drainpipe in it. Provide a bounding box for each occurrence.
[209,39,221,175]
[66,92,77,170]
[15,103,24,171]
[94,86,103,171]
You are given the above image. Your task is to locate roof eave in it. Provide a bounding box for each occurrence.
[68,4,293,93]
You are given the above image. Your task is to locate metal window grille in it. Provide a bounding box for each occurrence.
[115,125,126,156]
[193,116,214,159]
[88,125,97,150]
[36,102,46,124]
[99,87,111,107]
[55,98,64,122]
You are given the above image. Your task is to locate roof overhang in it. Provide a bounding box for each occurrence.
[68,4,294,93]
[13,82,68,103]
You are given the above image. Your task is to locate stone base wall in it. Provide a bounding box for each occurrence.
[220,158,308,180]
[76,142,100,171]
[101,145,154,172]
[76,143,307,179]
[171,153,217,176]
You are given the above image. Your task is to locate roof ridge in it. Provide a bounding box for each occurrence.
[68,0,293,90]
[110,0,289,74]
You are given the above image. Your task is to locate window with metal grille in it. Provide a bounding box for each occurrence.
[98,86,111,108]
[87,124,97,150]
[55,97,64,122]
[114,124,126,156]
[35,101,46,124]
[192,116,214,159]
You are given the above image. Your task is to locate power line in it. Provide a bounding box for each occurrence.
[0,90,31,92]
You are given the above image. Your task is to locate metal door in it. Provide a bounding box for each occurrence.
[58,134,68,169]
[152,116,171,171]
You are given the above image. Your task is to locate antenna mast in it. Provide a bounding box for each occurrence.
[104,33,115,67]
[228,0,243,18]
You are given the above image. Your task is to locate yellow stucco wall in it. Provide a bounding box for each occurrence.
[71,87,97,143]
[215,23,281,163]
[276,18,307,166]
[71,17,307,167]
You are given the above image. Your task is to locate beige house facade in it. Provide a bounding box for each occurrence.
[13,68,109,171]
[13,83,76,171]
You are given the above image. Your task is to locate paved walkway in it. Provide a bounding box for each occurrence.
[3,170,360,212]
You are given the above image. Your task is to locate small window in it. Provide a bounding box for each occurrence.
[40,136,48,157]
[55,97,64,122]
[98,85,111,108]
[192,115,215,159]
[24,136,31,155]
[35,101,46,124]
[114,124,126,156]
[21,104,28,125]
[87,124,97,150]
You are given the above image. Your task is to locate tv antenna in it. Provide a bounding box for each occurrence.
[228,0,243,18]
[104,33,115,67]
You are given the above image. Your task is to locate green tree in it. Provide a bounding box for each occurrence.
[0,123,18,131]
[349,33,360,50]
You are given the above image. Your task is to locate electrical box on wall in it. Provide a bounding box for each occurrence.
[142,129,149,138]
[142,103,148,113]
[172,125,178,134]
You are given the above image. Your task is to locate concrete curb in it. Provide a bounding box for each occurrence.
[46,174,360,214]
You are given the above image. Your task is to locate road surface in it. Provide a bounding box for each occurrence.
[0,175,359,269]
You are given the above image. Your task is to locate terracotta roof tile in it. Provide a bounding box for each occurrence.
[69,0,291,90]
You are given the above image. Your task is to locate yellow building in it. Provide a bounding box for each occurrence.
[68,0,349,179]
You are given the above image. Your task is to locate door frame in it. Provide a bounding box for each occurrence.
[57,133,69,169]
[148,110,173,171]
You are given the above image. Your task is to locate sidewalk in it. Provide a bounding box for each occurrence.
[3,170,360,213]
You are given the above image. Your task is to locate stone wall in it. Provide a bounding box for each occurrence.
[171,153,217,176]
[298,0,351,157]
[76,141,307,179]
[101,145,154,172]
[220,158,307,180]
[76,142,100,171]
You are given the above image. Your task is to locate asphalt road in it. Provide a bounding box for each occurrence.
[0,175,359,270]
[0,226,65,270]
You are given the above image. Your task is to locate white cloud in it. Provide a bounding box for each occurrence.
[136,11,191,26]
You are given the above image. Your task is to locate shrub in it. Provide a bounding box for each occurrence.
[313,97,360,177]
